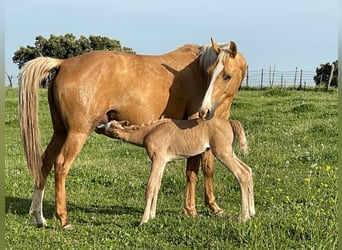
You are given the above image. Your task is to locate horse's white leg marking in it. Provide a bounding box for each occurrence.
[29,188,47,227]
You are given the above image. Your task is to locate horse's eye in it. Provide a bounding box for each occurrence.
[223,74,231,82]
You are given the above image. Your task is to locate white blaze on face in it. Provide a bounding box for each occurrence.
[200,52,226,113]
[105,122,111,130]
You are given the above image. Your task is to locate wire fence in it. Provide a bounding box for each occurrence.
[242,66,316,89]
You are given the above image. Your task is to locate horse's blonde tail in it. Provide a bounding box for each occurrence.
[230,120,248,154]
[18,57,62,186]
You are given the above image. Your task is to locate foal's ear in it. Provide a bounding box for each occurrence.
[118,120,130,126]
[211,37,221,55]
[228,41,237,58]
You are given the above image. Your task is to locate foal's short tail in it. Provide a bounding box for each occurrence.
[230,120,248,154]
[18,57,62,186]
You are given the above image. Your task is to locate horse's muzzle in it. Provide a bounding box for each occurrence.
[199,108,212,120]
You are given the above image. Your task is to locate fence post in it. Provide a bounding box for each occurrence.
[281,74,283,88]
[272,65,275,86]
[327,62,335,91]
[269,66,272,87]
[298,69,303,90]
[260,69,264,89]
[293,67,298,88]
[246,65,249,88]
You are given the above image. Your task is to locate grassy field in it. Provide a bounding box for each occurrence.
[5,87,337,249]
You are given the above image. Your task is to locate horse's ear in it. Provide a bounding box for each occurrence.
[211,37,221,55]
[228,41,237,58]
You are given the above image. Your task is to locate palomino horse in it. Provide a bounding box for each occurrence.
[96,118,255,225]
[18,38,246,229]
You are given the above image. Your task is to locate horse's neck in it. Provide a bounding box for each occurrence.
[120,119,169,146]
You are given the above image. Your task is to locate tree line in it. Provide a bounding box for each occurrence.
[12,33,135,69]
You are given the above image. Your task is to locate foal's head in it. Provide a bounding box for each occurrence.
[199,38,247,119]
[95,120,138,138]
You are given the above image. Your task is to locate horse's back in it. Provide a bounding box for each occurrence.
[50,49,201,132]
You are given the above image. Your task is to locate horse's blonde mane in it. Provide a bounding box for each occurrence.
[199,42,230,72]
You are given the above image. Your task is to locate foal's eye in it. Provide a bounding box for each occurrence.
[223,74,232,82]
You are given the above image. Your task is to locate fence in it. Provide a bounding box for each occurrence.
[242,66,316,89]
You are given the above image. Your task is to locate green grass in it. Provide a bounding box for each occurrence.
[5,87,338,249]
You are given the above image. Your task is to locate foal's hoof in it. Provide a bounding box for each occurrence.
[62,224,73,230]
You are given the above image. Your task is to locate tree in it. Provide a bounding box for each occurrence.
[314,60,338,88]
[13,33,135,69]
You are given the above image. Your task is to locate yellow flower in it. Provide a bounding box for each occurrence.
[320,182,328,188]
[304,177,310,183]
[325,165,331,172]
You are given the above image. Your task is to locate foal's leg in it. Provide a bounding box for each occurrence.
[235,156,255,217]
[30,133,66,227]
[141,157,166,225]
[213,149,252,221]
[149,161,166,220]
[201,150,224,215]
[184,155,200,216]
[54,131,89,229]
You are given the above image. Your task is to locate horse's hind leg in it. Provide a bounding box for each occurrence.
[54,131,89,229]
[30,133,66,227]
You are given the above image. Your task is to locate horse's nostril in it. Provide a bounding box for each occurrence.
[199,108,211,119]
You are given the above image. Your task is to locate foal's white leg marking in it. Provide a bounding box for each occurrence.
[29,188,47,227]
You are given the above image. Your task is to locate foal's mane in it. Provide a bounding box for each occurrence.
[199,42,231,72]
[120,117,171,131]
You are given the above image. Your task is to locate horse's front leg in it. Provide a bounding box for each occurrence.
[184,155,200,217]
[201,150,224,215]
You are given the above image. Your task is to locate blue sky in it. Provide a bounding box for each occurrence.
[5,0,338,83]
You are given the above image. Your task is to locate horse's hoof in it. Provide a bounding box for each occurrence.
[213,209,225,216]
[183,209,198,218]
[35,222,47,228]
